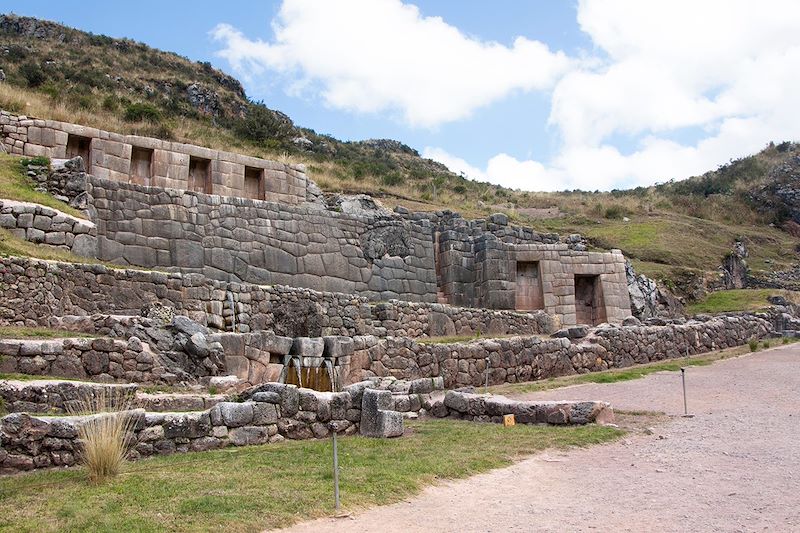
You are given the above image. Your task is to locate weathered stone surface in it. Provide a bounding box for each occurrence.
[291,337,324,357]
[211,402,254,428]
[360,389,404,438]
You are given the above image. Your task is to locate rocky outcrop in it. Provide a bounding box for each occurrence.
[626,261,684,319]
[721,240,749,290]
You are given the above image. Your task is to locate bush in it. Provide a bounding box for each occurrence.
[782,337,790,344]
[19,62,46,88]
[748,339,759,352]
[762,340,771,349]
[68,389,136,483]
[604,204,628,220]
[380,172,403,187]
[123,102,161,122]
[21,156,51,167]
[230,102,294,144]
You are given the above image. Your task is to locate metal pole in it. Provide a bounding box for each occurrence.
[680,367,688,415]
[332,431,340,510]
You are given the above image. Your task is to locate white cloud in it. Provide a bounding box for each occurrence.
[430,0,800,190]
[211,0,571,128]
[215,0,800,190]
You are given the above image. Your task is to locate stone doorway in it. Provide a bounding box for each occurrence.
[574,274,607,326]
[129,146,153,186]
[66,134,91,173]
[516,261,544,311]
[188,156,211,194]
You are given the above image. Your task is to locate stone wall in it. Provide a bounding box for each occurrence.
[0,337,173,384]
[0,383,355,473]
[410,210,631,325]
[429,390,612,425]
[0,257,553,339]
[351,314,771,387]
[88,177,439,301]
[0,110,316,205]
[0,379,423,473]
[0,199,96,257]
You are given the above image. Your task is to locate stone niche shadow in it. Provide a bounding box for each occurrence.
[270,300,323,337]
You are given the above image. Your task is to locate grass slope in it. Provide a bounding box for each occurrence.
[0,153,85,218]
[0,419,622,532]
[687,289,800,314]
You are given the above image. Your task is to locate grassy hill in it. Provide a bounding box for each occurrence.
[1,13,799,298]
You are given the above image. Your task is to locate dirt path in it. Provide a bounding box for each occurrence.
[282,346,800,532]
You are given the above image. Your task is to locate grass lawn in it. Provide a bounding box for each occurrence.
[485,341,791,396]
[0,419,622,532]
[686,288,800,314]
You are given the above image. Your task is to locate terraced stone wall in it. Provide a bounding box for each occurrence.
[352,315,771,387]
[0,257,553,339]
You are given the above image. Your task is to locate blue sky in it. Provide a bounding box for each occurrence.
[6,1,800,191]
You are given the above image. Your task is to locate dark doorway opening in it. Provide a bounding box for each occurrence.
[188,156,211,194]
[244,166,264,200]
[574,275,607,326]
[516,261,544,311]
[66,134,92,173]
[129,146,154,186]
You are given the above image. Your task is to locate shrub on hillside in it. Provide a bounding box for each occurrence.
[19,62,46,87]
[123,102,161,122]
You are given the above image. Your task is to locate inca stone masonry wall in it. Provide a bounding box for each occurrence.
[0,337,173,385]
[0,257,554,339]
[88,177,439,301]
[1,110,315,205]
[350,314,771,387]
[4,108,632,325]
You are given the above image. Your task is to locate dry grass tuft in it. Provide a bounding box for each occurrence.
[67,387,138,483]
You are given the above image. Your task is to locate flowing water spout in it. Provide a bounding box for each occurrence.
[324,358,337,392]
[292,356,303,388]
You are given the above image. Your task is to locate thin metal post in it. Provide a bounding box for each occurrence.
[332,431,340,510]
[680,367,688,415]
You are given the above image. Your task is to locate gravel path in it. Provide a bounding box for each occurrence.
[282,346,800,532]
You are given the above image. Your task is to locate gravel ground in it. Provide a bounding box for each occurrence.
[281,346,800,532]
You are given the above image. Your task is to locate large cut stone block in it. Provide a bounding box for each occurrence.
[291,337,324,357]
[360,389,403,438]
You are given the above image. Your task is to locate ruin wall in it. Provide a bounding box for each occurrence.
[88,177,439,301]
[1,110,314,205]
[0,257,554,339]
[350,315,771,387]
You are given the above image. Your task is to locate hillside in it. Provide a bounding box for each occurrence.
[1,13,799,299]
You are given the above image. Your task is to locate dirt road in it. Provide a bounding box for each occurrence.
[282,346,800,532]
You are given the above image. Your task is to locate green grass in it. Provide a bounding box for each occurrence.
[542,213,800,277]
[0,419,622,532]
[0,154,85,219]
[687,289,800,314]
[486,343,760,396]
[0,373,82,382]
[0,327,96,339]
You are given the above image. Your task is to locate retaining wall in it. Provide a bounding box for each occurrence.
[0,199,96,257]
[88,177,438,302]
[0,257,554,338]
[0,337,173,385]
[351,315,772,387]
[1,110,314,205]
